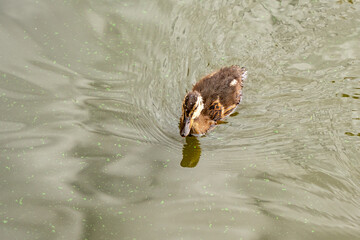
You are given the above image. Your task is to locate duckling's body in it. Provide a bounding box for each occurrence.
[180,65,247,137]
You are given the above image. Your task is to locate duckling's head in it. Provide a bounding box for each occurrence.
[180,91,204,137]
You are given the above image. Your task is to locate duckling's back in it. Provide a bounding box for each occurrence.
[193,65,246,111]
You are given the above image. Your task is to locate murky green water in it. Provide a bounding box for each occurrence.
[1,0,360,239]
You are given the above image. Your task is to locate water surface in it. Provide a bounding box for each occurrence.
[1,0,360,239]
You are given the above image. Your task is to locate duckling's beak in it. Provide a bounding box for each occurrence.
[180,117,191,137]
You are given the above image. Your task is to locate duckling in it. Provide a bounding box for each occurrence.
[180,65,247,137]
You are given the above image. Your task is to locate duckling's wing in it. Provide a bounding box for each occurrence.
[209,100,239,121]
[208,99,224,121]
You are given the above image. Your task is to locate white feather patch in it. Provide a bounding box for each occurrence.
[230,79,237,86]
[192,95,204,119]
[242,70,248,80]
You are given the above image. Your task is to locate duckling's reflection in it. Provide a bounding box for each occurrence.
[180,136,201,168]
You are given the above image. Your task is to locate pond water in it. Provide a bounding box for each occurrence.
[1,0,360,239]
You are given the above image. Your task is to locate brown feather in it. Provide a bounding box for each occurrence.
[180,65,247,136]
